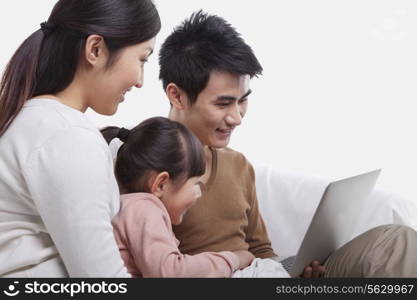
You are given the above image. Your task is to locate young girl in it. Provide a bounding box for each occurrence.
[101,117,255,277]
[0,0,160,277]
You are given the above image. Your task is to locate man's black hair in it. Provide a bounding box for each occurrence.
[159,10,262,104]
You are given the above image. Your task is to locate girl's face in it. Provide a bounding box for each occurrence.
[88,37,156,115]
[162,176,203,225]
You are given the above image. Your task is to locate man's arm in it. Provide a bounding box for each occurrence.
[245,163,325,277]
[245,162,277,258]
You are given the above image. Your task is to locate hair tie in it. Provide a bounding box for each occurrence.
[117,128,130,142]
[40,21,56,35]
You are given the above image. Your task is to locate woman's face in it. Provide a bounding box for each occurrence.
[88,37,156,115]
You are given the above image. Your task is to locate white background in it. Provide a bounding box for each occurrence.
[1,1,416,204]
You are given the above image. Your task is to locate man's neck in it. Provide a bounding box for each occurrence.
[168,109,213,184]
[168,108,178,122]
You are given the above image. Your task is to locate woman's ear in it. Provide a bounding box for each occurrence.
[166,83,188,110]
[150,171,170,198]
[84,34,108,67]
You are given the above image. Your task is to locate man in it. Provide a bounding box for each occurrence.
[159,10,417,277]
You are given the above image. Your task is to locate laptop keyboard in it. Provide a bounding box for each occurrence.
[280,256,296,272]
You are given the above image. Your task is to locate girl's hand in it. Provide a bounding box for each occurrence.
[233,250,255,269]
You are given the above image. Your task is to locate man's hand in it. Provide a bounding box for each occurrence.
[301,260,325,278]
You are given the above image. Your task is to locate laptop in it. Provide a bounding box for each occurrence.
[282,169,381,277]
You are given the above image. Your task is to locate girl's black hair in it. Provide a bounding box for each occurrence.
[101,117,206,193]
[0,0,161,136]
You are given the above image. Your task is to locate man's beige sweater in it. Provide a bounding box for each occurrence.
[173,147,276,258]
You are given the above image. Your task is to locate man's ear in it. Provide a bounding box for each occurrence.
[84,34,108,67]
[150,171,170,198]
[166,83,188,110]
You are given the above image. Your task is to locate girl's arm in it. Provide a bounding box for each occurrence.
[115,195,239,277]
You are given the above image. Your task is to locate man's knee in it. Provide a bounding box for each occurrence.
[376,224,417,243]
[363,224,417,277]
[324,224,417,277]
[362,224,415,241]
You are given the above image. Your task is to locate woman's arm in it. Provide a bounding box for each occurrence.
[23,127,130,277]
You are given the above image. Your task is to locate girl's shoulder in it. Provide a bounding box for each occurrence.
[115,193,172,229]
[119,193,167,216]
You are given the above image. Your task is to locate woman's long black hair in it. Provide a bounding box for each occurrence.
[0,0,161,136]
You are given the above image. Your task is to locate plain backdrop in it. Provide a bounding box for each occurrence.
[1,1,417,205]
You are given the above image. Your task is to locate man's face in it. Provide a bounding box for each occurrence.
[180,71,251,148]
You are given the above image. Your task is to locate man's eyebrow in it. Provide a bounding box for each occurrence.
[240,89,252,100]
[216,89,252,101]
[147,48,154,56]
[216,95,236,101]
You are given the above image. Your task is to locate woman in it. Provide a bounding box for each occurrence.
[0,0,160,277]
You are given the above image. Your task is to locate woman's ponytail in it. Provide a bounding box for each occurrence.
[0,29,44,136]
